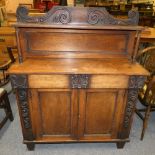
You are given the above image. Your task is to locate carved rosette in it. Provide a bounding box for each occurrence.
[16,6,71,24]
[10,74,28,89]
[129,75,146,89]
[10,75,33,140]
[70,74,89,88]
[87,8,139,25]
[123,75,146,128]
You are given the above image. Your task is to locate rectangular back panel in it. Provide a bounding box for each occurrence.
[17,28,136,60]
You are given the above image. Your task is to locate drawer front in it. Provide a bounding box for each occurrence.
[90,75,128,89]
[28,75,129,89]
[28,75,69,88]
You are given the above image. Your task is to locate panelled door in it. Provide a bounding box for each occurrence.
[78,89,127,141]
[29,88,126,142]
[29,89,79,141]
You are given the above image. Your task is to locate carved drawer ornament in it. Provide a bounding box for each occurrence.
[129,75,146,89]
[70,74,90,88]
[10,74,28,88]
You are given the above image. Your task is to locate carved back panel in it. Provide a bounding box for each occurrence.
[15,6,143,62]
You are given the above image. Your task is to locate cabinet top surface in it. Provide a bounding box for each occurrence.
[8,58,149,76]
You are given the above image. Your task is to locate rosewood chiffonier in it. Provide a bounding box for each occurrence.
[8,6,149,150]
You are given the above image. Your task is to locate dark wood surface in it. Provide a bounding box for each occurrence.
[9,6,148,150]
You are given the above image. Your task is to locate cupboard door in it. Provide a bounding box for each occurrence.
[78,89,126,141]
[29,89,78,142]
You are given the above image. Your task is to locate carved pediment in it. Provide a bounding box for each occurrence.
[16,6,139,25]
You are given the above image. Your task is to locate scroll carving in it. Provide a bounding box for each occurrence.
[87,8,139,25]
[16,6,71,24]
[16,6,139,26]
[10,74,33,140]
[70,74,89,88]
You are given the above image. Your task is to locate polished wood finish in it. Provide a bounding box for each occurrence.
[9,6,149,150]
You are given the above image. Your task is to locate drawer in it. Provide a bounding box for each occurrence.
[28,75,129,89]
[28,75,69,88]
[90,75,128,88]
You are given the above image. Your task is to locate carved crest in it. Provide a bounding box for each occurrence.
[16,6,139,26]
[16,6,71,24]
[87,7,139,25]
[70,74,89,88]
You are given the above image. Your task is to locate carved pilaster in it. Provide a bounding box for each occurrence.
[124,89,138,128]
[118,75,146,139]
[123,75,146,128]
[70,74,90,88]
[10,74,34,140]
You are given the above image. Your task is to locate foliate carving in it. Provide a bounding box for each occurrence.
[124,89,138,128]
[129,76,146,89]
[123,75,146,128]
[16,6,71,24]
[10,74,28,88]
[87,8,139,25]
[70,74,89,88]
[18,89,31,129]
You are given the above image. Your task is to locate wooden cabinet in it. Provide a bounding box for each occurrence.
[9,6,149,150]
